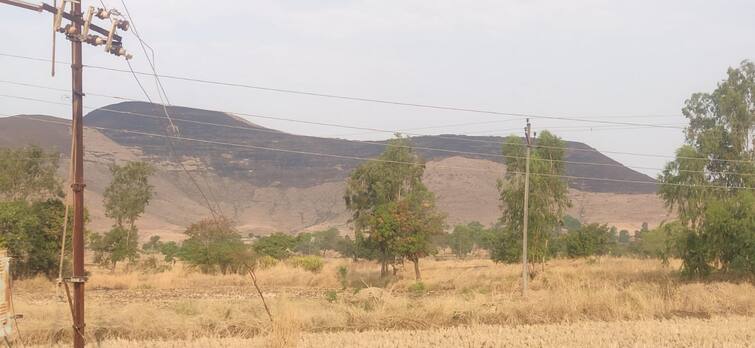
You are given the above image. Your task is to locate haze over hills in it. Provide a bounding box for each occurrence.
[0,102,672,239]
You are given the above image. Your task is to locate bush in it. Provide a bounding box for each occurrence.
[337,265,349,289]
[178,217,249,274]
[408,281,426,297]
[564,223,615,258]
[253,233,297,260]
[256,255,278,270]
[288,255,324,273]
[325,290,338,303]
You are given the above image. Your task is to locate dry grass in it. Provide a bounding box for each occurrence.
[28,316,755,347]
[12,257,755,346]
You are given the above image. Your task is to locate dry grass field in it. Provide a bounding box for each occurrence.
[12,257,755,347]
[31,316,755,348]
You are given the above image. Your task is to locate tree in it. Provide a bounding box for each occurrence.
[448,225,475,258]
[178,216,248,274]
[345,135,444,278]
[448,222,489,258]
[0,146,62,202]
[564,223,615,258]
[0,199,70,278]
[99,161,154,268]
[253,233,297,260]
[562,215,582,232]
[89,226,139,270]
[159,241,180,264]
[659,61,755,277]
[618,230,631,244]
[391,188,446,280]
[493,131,571,264]
[103,161,155,230]
[142,235,163,254]
[0,147,68,278]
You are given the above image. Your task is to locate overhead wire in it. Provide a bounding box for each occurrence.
[6,114,754,191]
[0,52,687,128]
[2,90,755,175]
[107,0,224,220]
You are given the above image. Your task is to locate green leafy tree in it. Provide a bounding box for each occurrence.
[345,135,438,277]
[564,223,615,258]
[344,135,446,278]
[142,235,163,253]
[659,61,755,277]
[159,241,180,264]
[0,199,70,278]
[103,161,155,230]
[253,233,297,260]
[391,189,446,280]
[448,222,488,258]
[89,226,139,270]
[0,146,62,201]
[0,147,69,278]
[178,216,247,274]
[618,230,630,244]
[98,161,154,267]
[493,131,571,264]
[448,225,474,258]
[562,215,582,232]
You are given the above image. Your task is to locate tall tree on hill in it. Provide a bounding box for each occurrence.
[493,131,571,264]
[345,135,444,278]
[659,60,755,276]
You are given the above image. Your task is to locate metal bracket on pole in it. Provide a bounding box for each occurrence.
[63,276,87,284]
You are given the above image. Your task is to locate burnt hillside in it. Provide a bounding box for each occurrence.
[2,102,656,193]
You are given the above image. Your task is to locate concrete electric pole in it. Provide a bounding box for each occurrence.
[522,118,532,298]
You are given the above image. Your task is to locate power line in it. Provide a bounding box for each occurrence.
[0,51,687,129]
[5,84,753,174]
[8,114,754,191]
[116,0,226,220]
[2,91,755,174]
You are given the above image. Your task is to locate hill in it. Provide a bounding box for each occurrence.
[0,102,670,237]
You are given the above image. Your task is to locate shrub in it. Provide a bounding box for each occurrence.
[337,265,349,289]
[288,255,324,273]
[256,255,278,270]
[325,290,338,303]
[408,281,426,297]
[253,233,297,260]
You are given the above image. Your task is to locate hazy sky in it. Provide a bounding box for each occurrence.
[1,0,754,176]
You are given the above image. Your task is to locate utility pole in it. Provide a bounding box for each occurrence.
[69,2,85,347]
[522,118,532,298]
[0,1,131,347]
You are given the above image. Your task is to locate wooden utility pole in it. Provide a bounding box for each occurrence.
[522,119,532,298]
[0,1,131,347]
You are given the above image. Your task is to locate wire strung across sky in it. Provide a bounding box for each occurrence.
[1,87,754,172]
[3,112,753,191]
[114,0,225,220]
[0,51,687,129]
[2,90,755,179]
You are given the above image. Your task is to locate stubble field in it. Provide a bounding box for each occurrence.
[13,257,755,347]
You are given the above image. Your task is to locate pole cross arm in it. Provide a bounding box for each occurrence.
[41,3,122,42]
[0,1,122,42]
[0,0,42,12]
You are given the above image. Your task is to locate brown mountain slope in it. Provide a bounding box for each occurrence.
[84,102,658,193]
[1,106,672,239]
